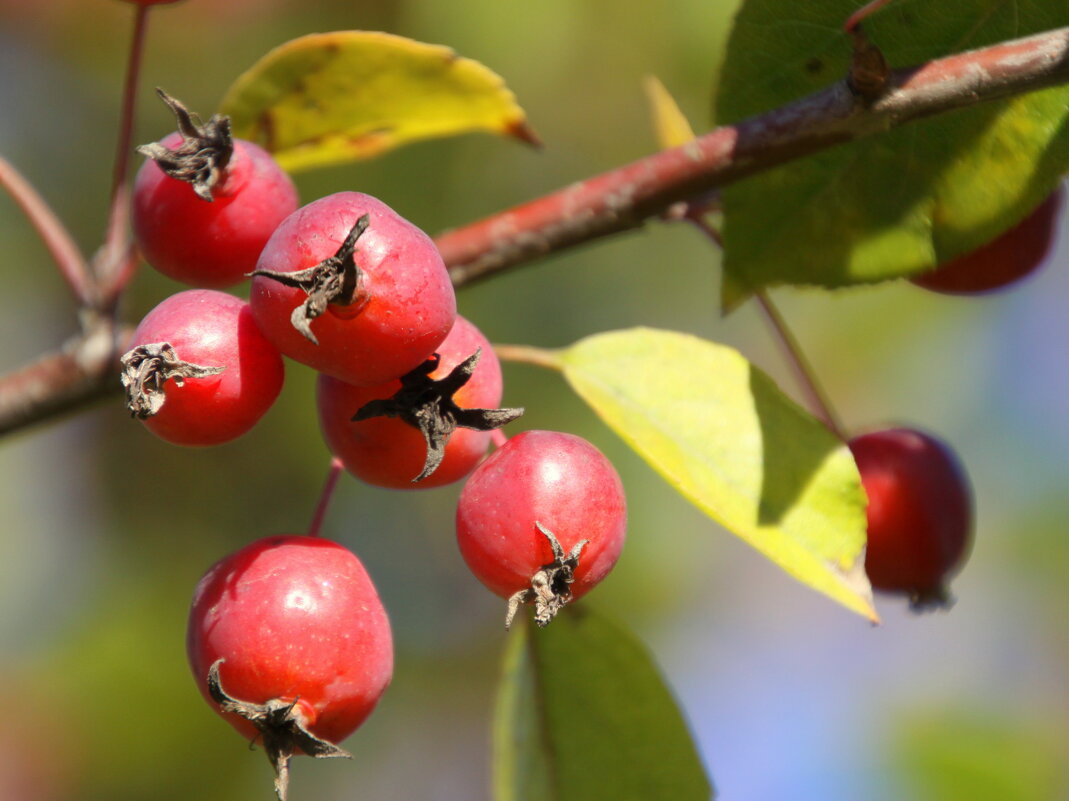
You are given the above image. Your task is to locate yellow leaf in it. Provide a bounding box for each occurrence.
[219,31,538,172]
[559,328,877,621]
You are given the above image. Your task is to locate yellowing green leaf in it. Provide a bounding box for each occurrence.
[644,76,697,149]
[219,31,537,172]
[494,609,713,801]
[558,328,875,621]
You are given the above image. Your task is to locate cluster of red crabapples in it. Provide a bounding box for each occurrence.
[119,91,627,799]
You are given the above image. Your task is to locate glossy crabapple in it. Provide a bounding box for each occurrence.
[249,191,456,386]
[456,430,626,628]
[317,315,523,489]
[120,289,284,446]
[849,427,973,609]
[132,89,298,288]
[911,186,1063,295]
[187,535,392,801]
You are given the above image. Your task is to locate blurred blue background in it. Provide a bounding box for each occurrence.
[1,1,1067,799]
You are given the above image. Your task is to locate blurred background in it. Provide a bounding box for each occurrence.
[1,1,1068,799]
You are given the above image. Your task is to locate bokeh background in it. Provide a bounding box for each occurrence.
[2,1,1068,799]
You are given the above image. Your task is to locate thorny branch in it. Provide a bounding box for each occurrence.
[2,26,1069,435]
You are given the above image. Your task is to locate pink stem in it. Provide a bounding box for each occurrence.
[99,3,151,294]
[754,292,847,441]
[308,457,345,538]
[687,215,847,439]
[0,156,93,305]
[490,429,509,450]
[844,0,895,32]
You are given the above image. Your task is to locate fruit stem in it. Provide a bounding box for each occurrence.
[687,214,848,440]
[0,155,94,306]
[308,457,345,538]
[754,291,848,441]
[99,2,151,297]
[844,0,895,32]
[493,344,564,371]
[490,429,509,450]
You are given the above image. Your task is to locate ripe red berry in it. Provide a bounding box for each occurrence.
[132,90,298,288]
[118,0,183,5]
[187,535,392,800]
[911,186,1063,295]
[120,289,284,446]
[456,430,626,627]
[317,315,523,489]
[250,191,456,386]
[849,428,973,608]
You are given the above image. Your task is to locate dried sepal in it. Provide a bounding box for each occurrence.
[136,88,234,201]
[353,348,524,482]
[250,215,371,345]
[207,660,350,801]
[505,522,588,629]
[120,342,224,418]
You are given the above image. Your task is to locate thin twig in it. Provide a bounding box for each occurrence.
[308,457,345,538]
[98,3,151,295]
[754,292,847,440]
[439,26,1069,287]
[0,156,93,306]
[686,215,846,439]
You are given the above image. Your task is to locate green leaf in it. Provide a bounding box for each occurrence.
[714,0,1069,295]
[493,608,713,801]
[557,328,875,620]
[220,31,537,172]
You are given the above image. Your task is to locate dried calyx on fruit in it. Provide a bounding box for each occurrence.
[250,215,371,345]
[120,342,223,419]
[353,348,524,482]
[207,660,350,801]
[132,90,298,288]
[505,522,588,628]
[456,430,627,628]
[249,191,456,386]
[136,88,233,201]
[120,290,284,446]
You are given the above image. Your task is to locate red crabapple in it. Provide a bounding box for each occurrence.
[456,430,626,627]
[250,192,456,386]
[132,90,298,288]
[187,535,392,801]
[317,315,523,489]
[849,427,973,609]
[911,186,1063,295]
[120,289,284,446]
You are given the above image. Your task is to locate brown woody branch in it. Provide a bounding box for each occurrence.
[441,26,1069,286]
[3,25,1069,435]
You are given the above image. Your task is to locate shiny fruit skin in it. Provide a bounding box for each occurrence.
[132,133,298,288]
[317,315,502,489]
[911,187,1063,295]
[456,430,626,601]
[849,428,973,601]
[129,289,284,446]
[186,535,393,746]
[250,192,456,386]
